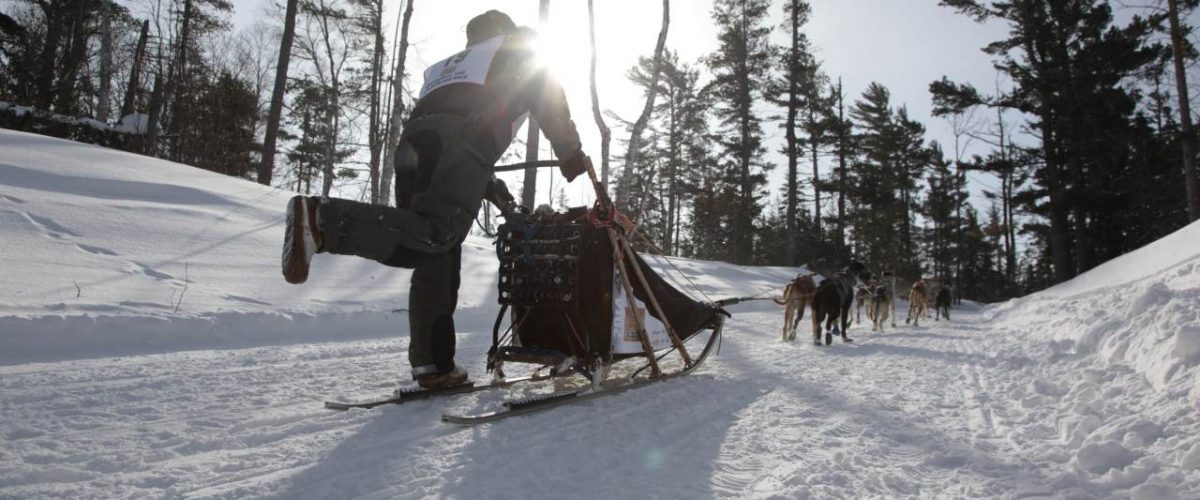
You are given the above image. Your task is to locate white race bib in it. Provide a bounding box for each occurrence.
[418,35,506,98]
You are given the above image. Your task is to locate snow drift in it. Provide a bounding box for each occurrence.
[990,218,1200,395]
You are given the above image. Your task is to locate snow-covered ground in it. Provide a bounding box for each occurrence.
[1,129,1198,499]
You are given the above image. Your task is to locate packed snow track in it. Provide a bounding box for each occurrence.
[1,130,1197,499]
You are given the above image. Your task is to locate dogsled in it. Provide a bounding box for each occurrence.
[326,162,731,424]
[439,206,729,423]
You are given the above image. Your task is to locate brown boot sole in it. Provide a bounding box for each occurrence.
[282,196,312,284]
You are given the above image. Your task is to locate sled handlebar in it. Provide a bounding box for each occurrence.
[494,160,561,172]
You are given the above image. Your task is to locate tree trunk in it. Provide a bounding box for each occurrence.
[836,78,847,256]
[121,21,150,119]
[622,0,670,192]
[145,74,164,154]
[97,2,114,123]
[166,0,194,162]
[521,0,551,209]
[587,0,612,193]
[55,0,90,115]
[810,104,821,236]
[1043,118,1075,282]
[735,3,752,265]
[380,0,415,206]
[665,91,680,254]
[35,0,64,110]
[784,1,799,266]
[366,0,385,204]
[1168,0,1200,221]
[259,0,299,186]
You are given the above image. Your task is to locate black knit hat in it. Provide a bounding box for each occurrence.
[466,10,516,46]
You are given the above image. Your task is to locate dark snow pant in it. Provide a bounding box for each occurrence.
[317,114,493,376]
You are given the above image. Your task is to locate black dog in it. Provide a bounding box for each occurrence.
[811,261,872,346]
[934,286,952,321]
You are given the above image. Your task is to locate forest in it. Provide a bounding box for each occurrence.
[1,0,1198,302]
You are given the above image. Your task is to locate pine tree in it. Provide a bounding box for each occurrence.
[705,0,776,264]
[768,0,814,265]
[848,82,903,272]
[936,0,1161,283]
[920,145,961,281]
[828,78,856,258]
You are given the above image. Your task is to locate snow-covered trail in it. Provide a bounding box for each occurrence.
[3,130,1198,498]
[6,299,1191,499]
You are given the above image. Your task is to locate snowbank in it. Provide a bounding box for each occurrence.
[989,220,1200,395]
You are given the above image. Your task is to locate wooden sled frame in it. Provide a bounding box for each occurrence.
[485,160,725,389]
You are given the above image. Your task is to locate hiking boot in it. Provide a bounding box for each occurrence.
[282,195,323,284]
[415,365,469,390]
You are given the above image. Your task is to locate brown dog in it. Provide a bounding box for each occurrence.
[906,279,929,326]
[776,274,817,341]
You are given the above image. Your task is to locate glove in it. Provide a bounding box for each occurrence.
[484,178,517,215]
[559,150,591,183]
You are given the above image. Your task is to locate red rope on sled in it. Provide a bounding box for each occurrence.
[588,202,619,228]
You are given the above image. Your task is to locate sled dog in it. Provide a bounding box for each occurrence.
[776,274,817,341]
[811,261,871,346]
[906,279,929,326]
[934,286,952,321]
[870,283,894,332]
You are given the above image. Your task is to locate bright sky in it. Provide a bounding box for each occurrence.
[224,0,1186,213]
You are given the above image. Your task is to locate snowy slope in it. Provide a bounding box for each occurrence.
[0,129,788,364]
[991,220,1200,393]
[2,129,1199,499]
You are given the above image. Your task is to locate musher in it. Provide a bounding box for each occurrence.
[280,10,592,390]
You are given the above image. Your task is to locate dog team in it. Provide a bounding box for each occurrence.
[776,261,954,345]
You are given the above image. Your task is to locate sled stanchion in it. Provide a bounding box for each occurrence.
[584,159,670,377]
[607,227,661,377]
[617,235,692,367]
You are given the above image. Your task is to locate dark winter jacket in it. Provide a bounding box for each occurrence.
[409,31,582,164]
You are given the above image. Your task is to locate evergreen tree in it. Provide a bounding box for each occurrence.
[848,82,903,272]
[768,0,815,265]
[705,0,776,264]
[182,72,259,177]
[828,78,856,259]
[920,144,962,281]
[286,78,352,195]
[936,0,1162,284]
[624,51,710,255]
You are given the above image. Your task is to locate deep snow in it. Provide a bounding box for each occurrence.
[1,129,1198,499]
